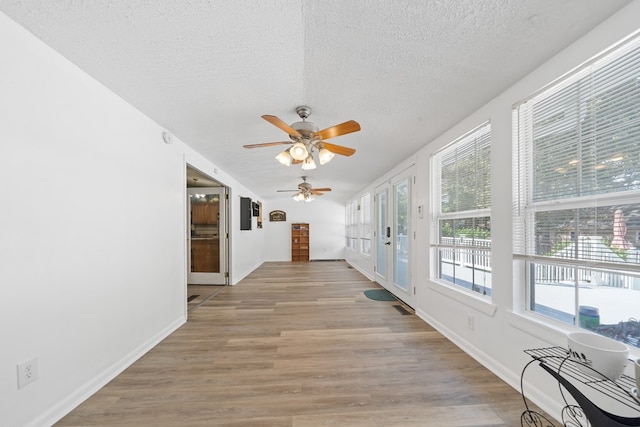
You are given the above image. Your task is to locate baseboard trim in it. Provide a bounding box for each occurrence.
[32,315,186,427]
[414,307,563,424]
[345,260,375,282]
[231,261,264,285]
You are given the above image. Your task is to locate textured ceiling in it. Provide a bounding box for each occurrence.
[1,0,632,201]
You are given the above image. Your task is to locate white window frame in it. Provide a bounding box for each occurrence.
[345,200,358,251]
[431,122,492,298]
[512,33,640,344]
[360,193,371,256]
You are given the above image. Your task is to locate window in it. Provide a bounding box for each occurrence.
[346,200,358,250]
[360,193,371,255]
[432,122,492,296]
[513,35,640,348]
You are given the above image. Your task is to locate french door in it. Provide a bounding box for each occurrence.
[374,168,415,306]
[187,187,227,285]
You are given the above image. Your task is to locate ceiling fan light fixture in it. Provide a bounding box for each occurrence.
[278,176,329,201]
[249,107,360,169]
[275,149,292,166]
[290,142,308,161]
[318,148,335,165]
[301,155,317,170]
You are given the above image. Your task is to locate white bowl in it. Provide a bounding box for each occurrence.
[567,332,629,381]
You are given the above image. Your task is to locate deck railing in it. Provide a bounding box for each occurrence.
[439,237,492,270]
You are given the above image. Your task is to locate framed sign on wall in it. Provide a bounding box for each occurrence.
[269,210,286,222]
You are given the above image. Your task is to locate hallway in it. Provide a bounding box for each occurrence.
[55,261,545,426]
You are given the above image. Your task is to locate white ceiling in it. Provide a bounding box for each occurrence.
[1,0,632,201]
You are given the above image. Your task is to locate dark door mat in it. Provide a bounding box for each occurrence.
[364,289,397,301]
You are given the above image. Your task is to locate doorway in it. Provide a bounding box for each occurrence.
[186,166,228,286]
[374,167,415,307]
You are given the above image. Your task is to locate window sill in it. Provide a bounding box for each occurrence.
[506,311,640,360]
[505,310,570,346]
[427,280,497,317]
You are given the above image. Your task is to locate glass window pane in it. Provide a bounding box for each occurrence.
[190,194,220,273]
[437,216,492,295]
[534,203,640,266]
[440,128,491,213]
[361,193,371,255]
[531,264,640,348]
[531,46,640,202]
[376,191,387,277]
[362,239,371,254]
[394,179,409,290]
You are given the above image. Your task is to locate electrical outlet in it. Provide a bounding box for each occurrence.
[17,357,38,389]
[467,314,474,331]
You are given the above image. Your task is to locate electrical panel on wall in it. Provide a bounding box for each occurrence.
[240,197,252,230]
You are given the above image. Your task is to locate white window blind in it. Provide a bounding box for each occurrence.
[438,123,491,215]
[513,35,640,272]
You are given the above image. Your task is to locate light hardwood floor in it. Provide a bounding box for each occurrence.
[56,261,545,426]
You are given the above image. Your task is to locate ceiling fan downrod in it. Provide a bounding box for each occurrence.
[296,105,312,120]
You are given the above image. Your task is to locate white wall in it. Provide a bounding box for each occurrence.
[0,12,265,426]
[228,191,266,282]
[262,197,346,261]
[347,1,640,421]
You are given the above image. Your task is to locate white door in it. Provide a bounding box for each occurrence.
[187,187,227,285]
[374,168,415,306]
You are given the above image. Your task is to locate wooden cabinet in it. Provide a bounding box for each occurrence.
[191,202,219,225]
[291,223,309,261]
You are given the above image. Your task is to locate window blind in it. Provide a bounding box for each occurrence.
[437,122,491,217]
[513,34,640,271]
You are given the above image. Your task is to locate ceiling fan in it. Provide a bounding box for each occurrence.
[277,176,331,202]
[243,106,360,170]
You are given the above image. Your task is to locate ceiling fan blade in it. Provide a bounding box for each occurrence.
[312,188,331,192]
[320,142,356,156]
[310,191,325,196]
[243,141,291,149]
[314,120,360,140]
[292,158,303,164]
[262,115,302,137]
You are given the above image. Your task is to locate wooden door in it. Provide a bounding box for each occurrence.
[187,187,227,284]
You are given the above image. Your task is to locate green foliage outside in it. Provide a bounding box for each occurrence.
[440,222,491,239]
[544,241,572,256]
[603,238,629,261]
